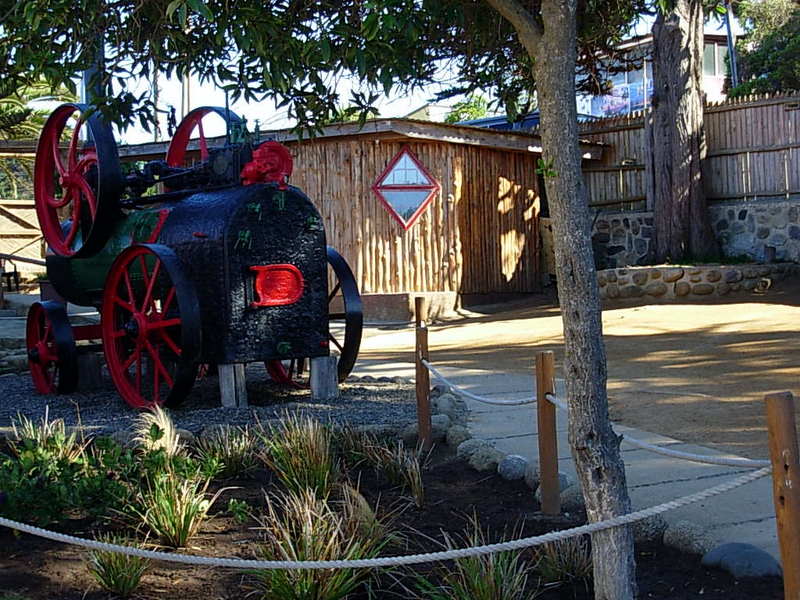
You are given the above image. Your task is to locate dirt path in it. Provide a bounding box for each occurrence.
[359,282,800,459]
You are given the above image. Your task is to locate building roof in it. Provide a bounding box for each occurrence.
[0,117,604,161]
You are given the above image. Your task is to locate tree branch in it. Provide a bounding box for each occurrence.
[482,0,543,57]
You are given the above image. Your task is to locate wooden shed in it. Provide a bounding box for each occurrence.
[279,119,602,318]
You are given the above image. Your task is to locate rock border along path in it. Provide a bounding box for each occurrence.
[353,348,780,563]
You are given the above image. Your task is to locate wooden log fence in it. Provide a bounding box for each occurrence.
[573,92,800,209]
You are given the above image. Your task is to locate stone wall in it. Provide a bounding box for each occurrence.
[709,198,800,263]
[591,212,654,269]
[598,263,800,302]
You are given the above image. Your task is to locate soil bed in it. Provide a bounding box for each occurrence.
[0,445,784,600]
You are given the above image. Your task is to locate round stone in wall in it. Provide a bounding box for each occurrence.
[663,268,684,283]
[675,281,690,296]
[691,283,714,295]
[645,282,668,296]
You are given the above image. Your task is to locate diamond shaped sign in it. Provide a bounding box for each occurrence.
[372,147,440,230]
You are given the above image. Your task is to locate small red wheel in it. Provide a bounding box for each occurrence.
[33,103,122,257]
[165,106,246,167]
[101,244,201,409]
[266,358,307,388]
[26,301,78,394]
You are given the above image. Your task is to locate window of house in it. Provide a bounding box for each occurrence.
[372,147,440,230]
[704,42,729,77]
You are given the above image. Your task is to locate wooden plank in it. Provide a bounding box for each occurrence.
[765,391,800,600]
[536,350,560,515]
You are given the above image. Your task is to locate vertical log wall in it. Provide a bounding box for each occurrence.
[287,135,540,296]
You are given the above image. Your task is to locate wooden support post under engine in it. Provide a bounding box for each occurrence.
[310,356,339,401]
[219,363,248,407]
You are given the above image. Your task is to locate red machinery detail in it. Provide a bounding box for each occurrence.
[241,142,293,189]
[250,264,304,307]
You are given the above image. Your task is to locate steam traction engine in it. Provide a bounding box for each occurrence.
[27,104,362,409]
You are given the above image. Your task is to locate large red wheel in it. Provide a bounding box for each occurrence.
[33,103,122,257]
[101,244,201,409]
[165,106,246,167]
[26,301,78,394]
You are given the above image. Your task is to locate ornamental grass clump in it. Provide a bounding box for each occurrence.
[134,472,223,548]
[533,536,592,585]
[248,486,392,600]
[195,425,259,479]
[132,406,183,457]
[11,408,86,462]
[415,516,540,600]
[256,413,338,497]
[362,439,428,508]
[86,533,150,597]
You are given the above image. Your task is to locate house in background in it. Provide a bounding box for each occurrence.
[578,32,731,118]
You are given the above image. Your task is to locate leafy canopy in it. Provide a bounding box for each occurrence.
[444,94,489,124]
[730,0,800,96]
[0,0,643,133]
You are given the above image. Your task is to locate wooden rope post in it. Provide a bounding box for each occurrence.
[536,350,560,515]
[765,391,800,600]
[415,297,432,450]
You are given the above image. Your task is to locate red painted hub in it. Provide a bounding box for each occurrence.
[102,246,187,408]
[34,105,99,256]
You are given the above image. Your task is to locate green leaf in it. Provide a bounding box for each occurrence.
[362,12,380,40]
[166,0,184,19]
[320,38,331,62]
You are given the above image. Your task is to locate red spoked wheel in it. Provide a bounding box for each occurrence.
[26,301,78,394]
[33,103,122,257]
[165,106,246,167]
[266,358,307,388]
[267,247,363,386]
[101,244,201,409]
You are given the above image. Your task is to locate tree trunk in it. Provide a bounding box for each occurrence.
[532,3,637,599]
[648,0,718,262]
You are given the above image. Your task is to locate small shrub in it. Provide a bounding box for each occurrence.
[415,516,540,600]
[227,498,250,524]
[132,406,183,457]
[533,536,592,584]
[134,473,222,548]
[195,426,259,478]
[87,533,150,597]
[248,487,391,600]
[256,414,338,497]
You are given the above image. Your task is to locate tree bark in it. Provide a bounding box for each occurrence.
[648,0,718,262]
[486,1,637,598]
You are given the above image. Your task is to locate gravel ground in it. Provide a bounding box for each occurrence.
[0,365,416,436]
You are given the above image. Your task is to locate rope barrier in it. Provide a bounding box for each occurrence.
[421,359,536,406]
[421,356,769,469]
[0,466,769,570]
[544,393,771,469]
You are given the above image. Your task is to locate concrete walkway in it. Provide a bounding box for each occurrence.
[352,350,779,562]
